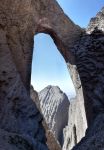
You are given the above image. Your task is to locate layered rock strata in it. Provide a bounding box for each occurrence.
[31,85,87,150]
[39,85,70,146]
[30,86,62,150]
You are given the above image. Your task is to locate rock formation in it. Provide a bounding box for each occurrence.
[39,85,70,146]
[31,85,87,150]
[87,7,104,33]
[0,0,104,149]
[0,0,81,149]
[63,98,87,150]
[30,86,62,150]
[72,7,104,150]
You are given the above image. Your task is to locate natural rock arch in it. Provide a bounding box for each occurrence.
[0,0,104,149]
[3,0,82,90]
[0,1,84,149]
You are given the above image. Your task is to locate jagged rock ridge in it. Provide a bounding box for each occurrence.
[31,85,87,150]
[30,86,62,150]
[87,7,104,33]
[63,98,87,150]
[39,85,70,146]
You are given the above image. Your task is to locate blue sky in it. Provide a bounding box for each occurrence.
[31,34,76,97]
[57,0,104,27]
[31,1,104,97]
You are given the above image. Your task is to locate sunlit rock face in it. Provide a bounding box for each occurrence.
[31,85,87,150]
[63,98,87,150]
[30,86,62,150]
[39,85,70,146]
[87,7,104,34]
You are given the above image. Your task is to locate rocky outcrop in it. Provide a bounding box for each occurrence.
[0,0,82,92]
[0,29,48,150]
[87,7,104,33]
[31,85,87,150]
[30,86,62,150]
[39,86,70,146]
[0,0,81,150]
[72,8,104,150]
[43,121,62,150]
[63,98,87,150]
[0,0,104,149]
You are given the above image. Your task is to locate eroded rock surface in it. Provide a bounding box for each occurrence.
[30,86,62,150]
[87,7,104,33]
[72,7,104,150]
[39,85,70,146]
[0,29,48,150]
[0,0,104,149]
[63,98,87,150]
[0,0,81,149]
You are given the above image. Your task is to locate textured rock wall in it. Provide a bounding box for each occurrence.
[0,29,48,150]
[30,86,62,150]
[31,85,87,150]
[0,0,82,150]
[72,8,104,150]
[63,96,87,150]
[39,86,70,146]
[0,0,81,90]
[87,7,104,33]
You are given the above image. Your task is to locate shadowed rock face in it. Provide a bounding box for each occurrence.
[72,8,104,150]
[0,0,104,149]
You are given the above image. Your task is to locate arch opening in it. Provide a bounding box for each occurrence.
[31,33,76,98]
